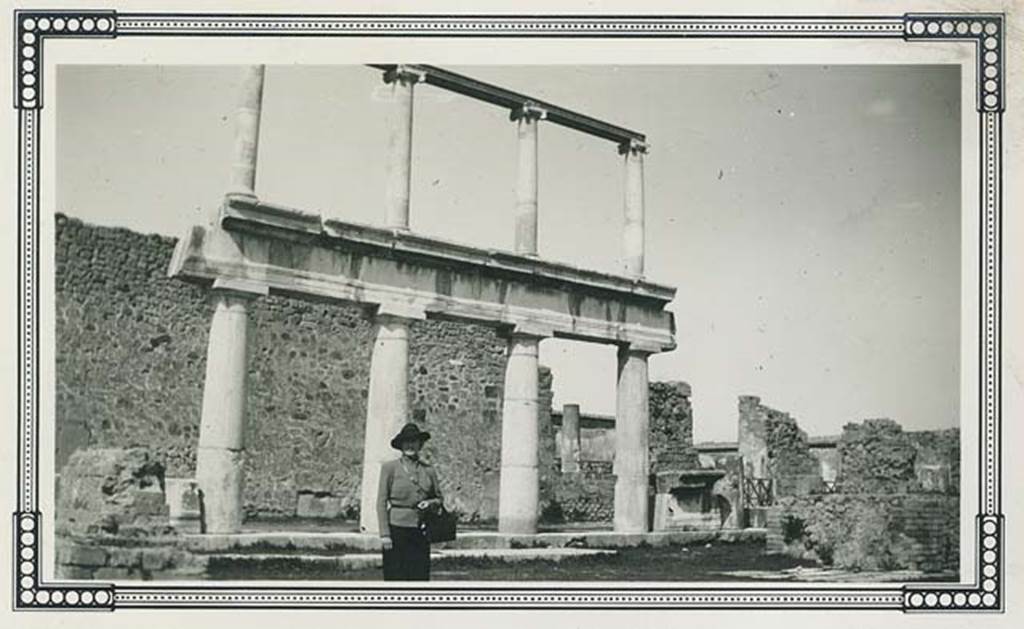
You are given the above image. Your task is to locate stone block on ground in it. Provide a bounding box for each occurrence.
[295,493,345,519]
[57,447,170,537]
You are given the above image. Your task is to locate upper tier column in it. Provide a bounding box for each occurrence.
[382,66,425,230]
[510,103,546,256]
[226,65,266,202]
[619,139,648,278]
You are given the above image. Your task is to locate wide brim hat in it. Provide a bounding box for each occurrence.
[390,423,431,450]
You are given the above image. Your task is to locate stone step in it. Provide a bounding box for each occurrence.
[186,528,766,555]
[205,547,618,573]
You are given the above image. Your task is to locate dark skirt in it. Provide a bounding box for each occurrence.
[382,525,430,581]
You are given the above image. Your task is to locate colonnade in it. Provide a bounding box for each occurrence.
[194,65,653,536]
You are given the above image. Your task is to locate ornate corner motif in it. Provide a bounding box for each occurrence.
[13,512,114,610]
[903,13,1004,113]
[903,515,1002,612]
[13,10,118,110]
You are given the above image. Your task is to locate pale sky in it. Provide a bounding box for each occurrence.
[57,64,961,442]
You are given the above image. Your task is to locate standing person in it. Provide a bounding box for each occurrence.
[376,423,444,581]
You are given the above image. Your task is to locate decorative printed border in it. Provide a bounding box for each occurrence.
[10,9,1004,613]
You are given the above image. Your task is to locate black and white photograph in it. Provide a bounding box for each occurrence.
[52,61,963,585]
[3,0,1021,620]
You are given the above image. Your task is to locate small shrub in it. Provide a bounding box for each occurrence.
[781,516,805,544]
[540,500,565,524]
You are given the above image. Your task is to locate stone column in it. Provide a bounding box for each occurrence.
[195,279,267,534]
[359,306,422,535]
[382,66,423,230]
[511,104,546,256]
[226,65,266,201]
[498,333,542,534]
[559,403,581,474]
[619,139,648,278]
[613,346,651,533]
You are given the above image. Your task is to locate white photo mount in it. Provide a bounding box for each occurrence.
[11,8,1005,614]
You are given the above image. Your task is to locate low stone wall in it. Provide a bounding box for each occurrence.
[766,493,958,574]
[548,462,616,523]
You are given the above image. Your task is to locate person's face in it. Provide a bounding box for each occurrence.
[401,439,424,458]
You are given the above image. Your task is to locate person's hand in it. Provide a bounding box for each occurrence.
[417,499,431,510]
[381,536,393,550]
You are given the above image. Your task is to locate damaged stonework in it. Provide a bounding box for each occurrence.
[55,448,208,580]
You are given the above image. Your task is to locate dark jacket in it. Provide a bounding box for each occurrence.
[376,456,442,538]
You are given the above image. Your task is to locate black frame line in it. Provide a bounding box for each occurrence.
[10,9,1005,613]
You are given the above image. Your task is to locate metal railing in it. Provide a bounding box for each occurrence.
[743,477,774,507]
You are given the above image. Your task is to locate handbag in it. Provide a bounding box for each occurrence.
[399,459,457,544]
[422,505,457,544]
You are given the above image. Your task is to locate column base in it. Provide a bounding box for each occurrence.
[498,466,539,535]
[613,474,651,533]
[196,447,245,534]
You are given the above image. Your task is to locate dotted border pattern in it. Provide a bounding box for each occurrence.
[980,111,1002,517]
[903,516,1002,612]
[13,11,117,109]
[10,9,1006,613]
[17,109,37,513]
[13,513,114,610]
[113,587,903,609]
[903,13,1005,112]
[115,15,906,36]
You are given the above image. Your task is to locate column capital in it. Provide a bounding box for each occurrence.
[502,321,554,339]
[510,101,548,122]
[374,301,427,321]
[211,277,269,299]
[383,64,428,85]
[618,138,650,156]
[617,343,656,358]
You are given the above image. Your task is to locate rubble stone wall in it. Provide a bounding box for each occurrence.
[737,396,821,496]
[837,419,960,494]
[766,493,958,574]
[543,381,699,524]
[55,214,526,521]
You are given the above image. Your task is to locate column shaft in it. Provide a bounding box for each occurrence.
[514,114,539,255]
[498,335,540,534]
[560,403,581,474]
[613,347,651,533]
[384,70,416,230]
[227,65,266,200]
[359,314,412,534]
[622,143,646,277]
[195,291,254,534]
